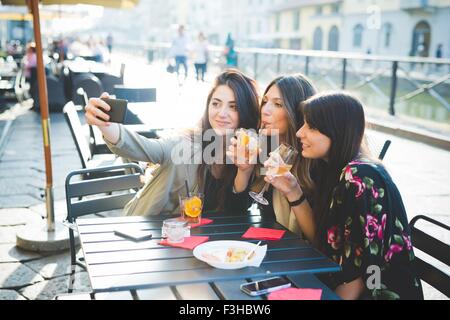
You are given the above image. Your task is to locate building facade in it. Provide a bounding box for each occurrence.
[340,0,450,57]
[264,0,450,57]
[89,0,450,58]
[270,0,342,50]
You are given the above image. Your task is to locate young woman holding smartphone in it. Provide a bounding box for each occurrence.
[85,69,260,216]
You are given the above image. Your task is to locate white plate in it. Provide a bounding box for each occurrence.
[193,240,260,270]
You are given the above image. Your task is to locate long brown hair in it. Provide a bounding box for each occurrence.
[196,69,260,210]
[253,74,317,193]
[301,92,370,247]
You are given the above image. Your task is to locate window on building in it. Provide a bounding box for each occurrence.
[328,26,339,51]
[257,20,262,33]
[290,38,301,50]
[383,23,392,48]
[353,24,363,47]
[313,27,323,50]
[293,10,300,30]
[331,3,340,14]
[316,6,323,16]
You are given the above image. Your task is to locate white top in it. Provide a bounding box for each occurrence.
[170,35,190,57]
[192,40,209,64]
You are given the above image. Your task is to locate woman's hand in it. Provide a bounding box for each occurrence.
[84,92,112,127]
[264,159,303,202]
[84,92,120,145]
[226,137,257,173]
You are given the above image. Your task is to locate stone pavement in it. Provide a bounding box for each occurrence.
[0,55,449,300]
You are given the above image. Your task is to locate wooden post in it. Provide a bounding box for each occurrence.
[29,0,55,231]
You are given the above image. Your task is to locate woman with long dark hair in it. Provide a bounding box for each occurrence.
[84,69,260,215]
[227,74,317,235]
[264,92,423,299]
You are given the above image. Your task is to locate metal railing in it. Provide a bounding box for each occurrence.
[116,41,450,121]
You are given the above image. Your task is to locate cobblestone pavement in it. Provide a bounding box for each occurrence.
[0,55,448,300]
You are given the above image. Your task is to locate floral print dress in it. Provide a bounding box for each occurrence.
[321,159,423,300]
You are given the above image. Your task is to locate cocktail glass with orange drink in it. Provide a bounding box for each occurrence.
[179,193,204,224]
[235,128,259,165]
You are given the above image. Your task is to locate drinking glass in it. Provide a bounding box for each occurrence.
[235,128,259,165]
[249,143,298,205]
[179,192,204,224]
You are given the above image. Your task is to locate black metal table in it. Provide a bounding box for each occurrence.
[76,210,341,300]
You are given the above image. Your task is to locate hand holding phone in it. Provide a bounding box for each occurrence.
[240,276,291,296]
[101,98,128,123]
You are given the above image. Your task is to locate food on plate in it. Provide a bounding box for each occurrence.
[202,247,253,263]
[226,247,250,262]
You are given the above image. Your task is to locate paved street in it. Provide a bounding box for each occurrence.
[0,54,449,300]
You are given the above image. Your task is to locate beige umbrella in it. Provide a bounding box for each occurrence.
[1,0,139,251]
[2,0,138,8]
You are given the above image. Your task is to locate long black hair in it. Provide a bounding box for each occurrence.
[197,69,260,210]
[254,74,317,193]
[300,92,369,247]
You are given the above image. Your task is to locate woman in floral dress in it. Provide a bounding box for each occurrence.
[264,92,423,300]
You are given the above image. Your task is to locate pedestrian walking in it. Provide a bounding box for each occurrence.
[169,25,190,83]
[106,33,113,54]
[224,33,238,68]
[193,32,209,81]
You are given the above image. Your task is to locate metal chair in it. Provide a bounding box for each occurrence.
[72,73,103,106]
[100,73,123,94]
[30,73,67,112]
[63,101,123,179]
[76,87,111,155]
[65,163,144,293]
[114,85,156,102]
[409,215,450,298]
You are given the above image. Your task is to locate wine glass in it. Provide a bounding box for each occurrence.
[249,143,298,205]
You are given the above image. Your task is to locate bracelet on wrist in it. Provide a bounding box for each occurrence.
[288,193,306,207]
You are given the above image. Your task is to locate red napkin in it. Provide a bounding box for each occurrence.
[242,227,285,241]
[268,288,323,300]
[159,236,209,250]
[189,218,213,228]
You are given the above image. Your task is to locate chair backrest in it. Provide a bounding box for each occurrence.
[29,73,67,112]
[73,73,103,105]
[63,101,92,168]
[74,88,97,154]
[409,215,450,298]
[100,74,123,95]
[65,163,144,222]
[114,85,156,102]
[378,140,391,160]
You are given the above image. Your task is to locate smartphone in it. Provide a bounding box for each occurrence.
[114,228,152,242]
[240,277,291,296]
[101,98,128,123]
